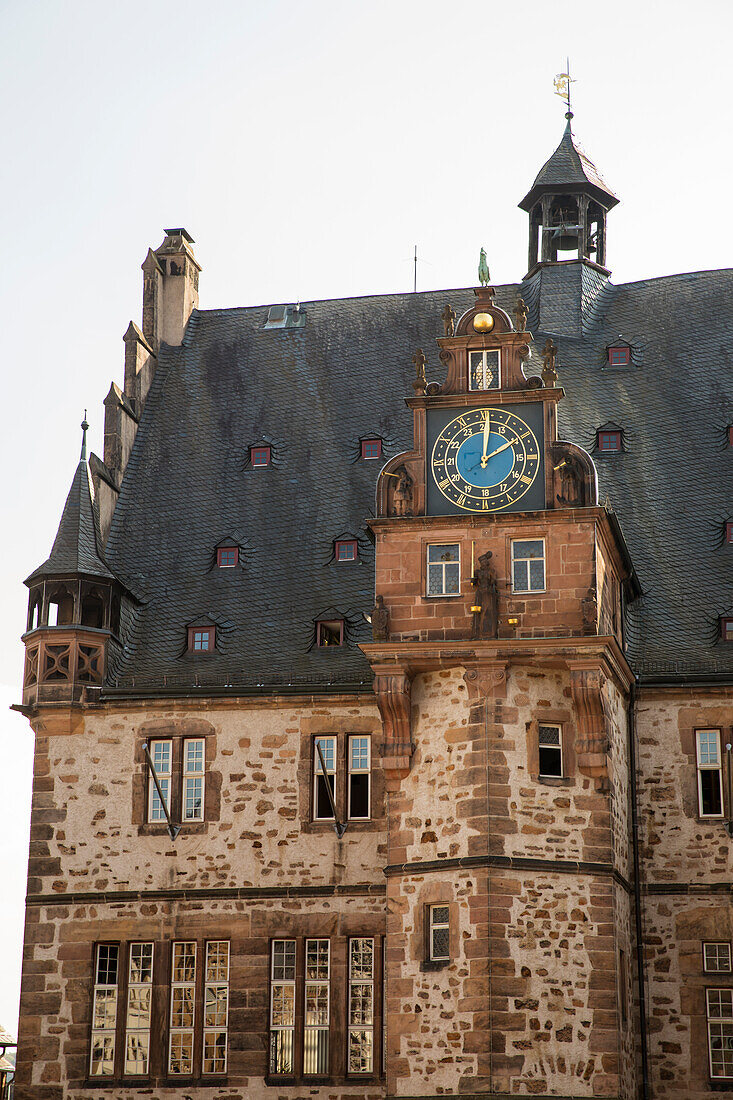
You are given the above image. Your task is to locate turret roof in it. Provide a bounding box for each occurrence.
[519,118,619,212]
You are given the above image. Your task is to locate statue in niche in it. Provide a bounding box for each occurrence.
[598,577,615,636]
[478,248,491,286]
[441,303,456,337]
[470,551,499,640]
[371,595,390,642]
[541,338,559,386]
[513,296,529,332]
[412,348,427,395]
[581,586,598,636]
[391,465,413,517]
[556,455,583,507]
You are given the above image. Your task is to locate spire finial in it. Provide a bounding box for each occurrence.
[554,58,575,122]
[80,410,89,461]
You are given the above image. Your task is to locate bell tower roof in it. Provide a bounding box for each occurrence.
[25,419,115,585]
[519,116,619,213]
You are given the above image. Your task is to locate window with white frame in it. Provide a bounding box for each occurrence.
[428,905,450,962]
[169,942,197,1075]
[203,941,229,1075]
[705,943,733,974]
[468,348,501,390]
[538,724,563,778]
[348,938,374,1074]
[707,988,733,1079]
[696,729,724,817]
[124,943,153,1075]
[90,944,119,1076]
[313,736,336,820]
[304,939,330,1075]
[511,539,546,592]
[427,544,460,596]
[148,739,172,822]
[183,738,205,821]
[348,735,371,820]
[270,939,296,1075]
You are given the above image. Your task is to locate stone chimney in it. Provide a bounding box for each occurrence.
[142,228,201,351]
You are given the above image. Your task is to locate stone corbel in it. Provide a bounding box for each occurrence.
[373,665,414,781]
[463,661,509,702]
[569,664,612,792]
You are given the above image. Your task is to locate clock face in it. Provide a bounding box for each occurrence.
[428,405,545,514]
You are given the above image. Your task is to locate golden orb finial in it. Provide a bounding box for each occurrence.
[473,313,495,333]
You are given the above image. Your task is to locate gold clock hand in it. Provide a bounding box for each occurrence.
[483,436,518,462]
[480,410,491,468]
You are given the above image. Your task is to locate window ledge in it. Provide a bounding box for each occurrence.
[421,958,450,972]
[138,822,208,836]
[537,775,573,787]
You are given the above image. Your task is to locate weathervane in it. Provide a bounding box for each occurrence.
[553,58,576,119]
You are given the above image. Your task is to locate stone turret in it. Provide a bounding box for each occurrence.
[142,227,200,352]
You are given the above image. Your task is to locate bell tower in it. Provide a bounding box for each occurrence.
[519,112,619,276]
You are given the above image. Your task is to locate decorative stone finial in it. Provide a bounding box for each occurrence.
[412,349,427,395]
[513,296,528,332]
[478,248,491,287]
[541,339,559,386]
[441,304,456,337]
[371,595,390,642]
[80,410,89,461]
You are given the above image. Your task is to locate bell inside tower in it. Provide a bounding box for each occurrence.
[528,193,608,269]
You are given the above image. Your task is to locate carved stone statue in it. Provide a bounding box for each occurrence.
[478,248,491,287]
[581,586,598,636]
[513,296,528,332]
[541,338,558,386]
[441,303,456,337]
[470,551,499,640]
[392,465,413,517]
[556,456,582,507]
[412,348,427,395]
[372,595,390,642]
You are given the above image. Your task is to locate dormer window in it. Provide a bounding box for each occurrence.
[217,547,238,568]
[335,540,358,562]
[469,349,500,391]
[251,446,271,468]
[728,426,733,447]
[597,429,622,453]
[317,620,344,647]
[188,626,215,652]
[721,617,733,643]
[726,522,733,545]
[607,345,631,366]
[361,439,382,460]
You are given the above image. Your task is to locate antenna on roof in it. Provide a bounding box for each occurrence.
[553,57,576,121]
[414,245,417,293]
[80,410,89,461]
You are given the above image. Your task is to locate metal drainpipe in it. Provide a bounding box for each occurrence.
[628,678,651,1098]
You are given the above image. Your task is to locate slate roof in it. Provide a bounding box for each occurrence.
[97,264,733,692]
[519,119,619,211]
[26,458,115,585]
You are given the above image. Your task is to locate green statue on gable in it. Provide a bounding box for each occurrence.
[478,247,491,286]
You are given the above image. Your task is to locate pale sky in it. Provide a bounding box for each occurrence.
[1,0,731,1033]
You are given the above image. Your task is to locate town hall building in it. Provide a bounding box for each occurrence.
[13,112,733,1099]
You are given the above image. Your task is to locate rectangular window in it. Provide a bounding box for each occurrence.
[270,939,296,1076]
[189,626,215,652]
[203,941,229,1075]
[722,617,733,643]
[608,346,630,366]
[316,619,344,647]
[428,905,450,961]
[148,739,172,822]
[598,430,622,452]
[90,944,119,1076]
[251,446,271,467]
[707,988,733,1079]
[348,938,374,1074]
[427,543,460,596]
[511,539,545,593]
[348,735,371,820]
[169,942,196,1075]
[183,738,205,822]
[313,736,336,820]
[124,943,153,1076]
[335,539,358,562]
[726,522,733,545]
[468,348,500,390]
[217,547,238,567]
[538,724,563,778]
[304,939,330,1075]
[697,729,724,817]
[705,943,733,973]
[361,439,382,460]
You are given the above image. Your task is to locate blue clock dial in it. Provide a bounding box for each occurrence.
[430,407,541,513]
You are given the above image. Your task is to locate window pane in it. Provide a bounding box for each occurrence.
[183,776,204,820]
[350,737,369,770]
[316,774,335,818]
[431,905,449,924]
[445,562,460,594]
[125,1033,149,1075]
[305,939,329,981]
[272,940,296,981]
[350,938,373,980]
[304,1027,329,1075]
[171,985,195,1028]
[90,1034,115,1076]
[172,943,196,982]
[349,774,370,819]
[203,1030,227,1074]
[432,926,450,959]
[129,943,153,983]
[349,1029,373,1073]
[270,1029,294,1075]
[539,745,563,777]
[428,543,459,563]
[271,984,295,1027]
[151,741,171,773]
[205,986,228,1027]
[169,1032,193,1075]
[96,944,119,985]
[93,988,117,1029]
[512,560,527,592]
[705,944,732,973]
[514,540,544,561]
[701,769,723,816]
[698,730,721,765]
[206,941,229,982]
[529,558,545,590]
[185,739,204,772]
